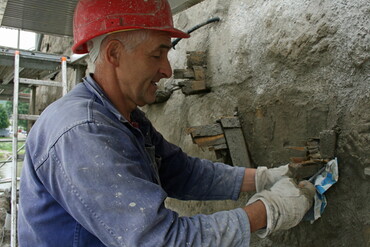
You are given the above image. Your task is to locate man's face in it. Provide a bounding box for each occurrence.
[115,32,172,108]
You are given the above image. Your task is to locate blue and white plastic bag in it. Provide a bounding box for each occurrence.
[304,158,339,222]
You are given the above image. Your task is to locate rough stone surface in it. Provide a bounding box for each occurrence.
[319,130,337,159]
[33,0,370,246]
[144,0,370,246]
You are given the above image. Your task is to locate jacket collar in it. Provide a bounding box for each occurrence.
[82,73,129,123]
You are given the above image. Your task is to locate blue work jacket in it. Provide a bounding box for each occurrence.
[18,74,251,246]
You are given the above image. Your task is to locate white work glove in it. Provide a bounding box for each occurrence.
[247,177,315,238]
[255,165,291,192]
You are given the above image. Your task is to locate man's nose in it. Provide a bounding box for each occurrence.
[159,58,172,78]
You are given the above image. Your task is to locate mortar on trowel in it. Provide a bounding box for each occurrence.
[288,159,327,182]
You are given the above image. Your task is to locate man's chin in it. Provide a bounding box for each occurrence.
[137,97,156,107]
[147,98,157,105]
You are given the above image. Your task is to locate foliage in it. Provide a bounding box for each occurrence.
[5,101,29,129]
[0,105,10,129]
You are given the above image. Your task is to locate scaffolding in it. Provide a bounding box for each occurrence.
[0,46,87,246]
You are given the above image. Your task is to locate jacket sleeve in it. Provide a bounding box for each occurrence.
[36,122,251,247]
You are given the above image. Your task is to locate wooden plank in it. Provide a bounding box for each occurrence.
[173,69,194,79]
[219,116,251,167]
[180,80,209,95]
[18,114,39,121]
[193,134,226,147]
[186,123,223,137]
[19,78,63,87]
[219,117,241,128]
[222,127,251,167]
[186,51,207,67]
[209,143,228,151]
[193,66,205,80]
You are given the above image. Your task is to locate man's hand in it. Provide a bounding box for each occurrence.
[255,165,292,192]
[246,177,315,238]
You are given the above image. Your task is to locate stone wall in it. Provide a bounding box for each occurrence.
[144,0,370,246]
[37,0,369,246]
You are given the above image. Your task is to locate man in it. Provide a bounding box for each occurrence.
[18,0,315,246]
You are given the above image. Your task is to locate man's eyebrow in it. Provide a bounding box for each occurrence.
[155,44,172,51]
[161,44,172,49]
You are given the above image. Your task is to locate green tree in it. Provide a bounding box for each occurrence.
[0,105,10,129]
[5,101,29,130]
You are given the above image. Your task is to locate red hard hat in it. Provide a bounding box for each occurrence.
[72,0,190,54]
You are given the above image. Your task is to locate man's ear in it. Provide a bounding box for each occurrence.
[105,40,122,67]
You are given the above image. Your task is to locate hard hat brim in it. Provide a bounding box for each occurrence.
[72,27,190,54]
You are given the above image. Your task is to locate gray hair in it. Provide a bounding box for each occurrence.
[89,30,151,64]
